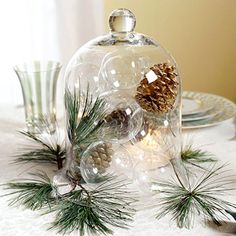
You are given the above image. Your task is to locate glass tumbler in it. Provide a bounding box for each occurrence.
[14,61,62,134]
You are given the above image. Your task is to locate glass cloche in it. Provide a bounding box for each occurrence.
[63,8,182,190]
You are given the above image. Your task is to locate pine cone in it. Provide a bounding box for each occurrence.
[104,109,130,137]
[135,63,178,113]
[86,143,113,173]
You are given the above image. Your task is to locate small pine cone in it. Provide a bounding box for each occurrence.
[104,109,130,136]
[135,63,178,113]
[87,143,113,173]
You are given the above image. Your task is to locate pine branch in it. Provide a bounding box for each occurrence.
[154,164,236,228]
[2,172,54,210]
[49,177,136,235]
[3,172,136,235]
[64,88,107,152]
[181,144,216,169]
[15,131,66,169]
[14,88,108,182]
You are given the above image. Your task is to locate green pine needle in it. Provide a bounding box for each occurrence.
[3,172,54,210]
[49,177,136,235]
[14,131,66,169]
[225,210,236,220]
[65,88,107,150]
[181,144,216,169]
[154,164,236,228]
[3,173,136,235]
[15,146,65,165]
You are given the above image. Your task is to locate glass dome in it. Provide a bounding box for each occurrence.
[64,8,182,190]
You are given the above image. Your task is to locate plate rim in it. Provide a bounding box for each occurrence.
[182,109,221,122]
[182,91,236,129]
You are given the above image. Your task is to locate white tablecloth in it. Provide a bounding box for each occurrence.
[0,105,235,236]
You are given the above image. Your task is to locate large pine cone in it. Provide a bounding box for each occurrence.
[135,63,178,113]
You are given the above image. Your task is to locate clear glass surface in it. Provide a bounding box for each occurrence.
[64,9,182,189]
[14,61,61,134]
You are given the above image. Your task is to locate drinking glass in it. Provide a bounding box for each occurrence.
[14,61,62,134]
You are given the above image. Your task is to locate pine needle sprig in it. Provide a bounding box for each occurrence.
[64,87,80,144]
[19,130,55,150]
[15,131,66,169]
[15,146,65,167]
[65,88,107,151]
[154,164,236,228]
[76,97,106,146]
[181,144,216,170]
[49,177,136,235]
[2,172,136,235]
[2,172,54,211]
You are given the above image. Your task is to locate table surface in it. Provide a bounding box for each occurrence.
[0,105,235,236]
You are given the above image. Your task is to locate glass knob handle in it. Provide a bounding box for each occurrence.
[109,8,136,33]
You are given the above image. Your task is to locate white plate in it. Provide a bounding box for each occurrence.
[182,95,214,116]
[182,109,221,122]
[182,91,236,129]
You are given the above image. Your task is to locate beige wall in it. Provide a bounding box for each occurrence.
[103,0,236,102]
